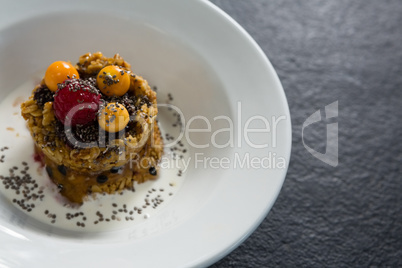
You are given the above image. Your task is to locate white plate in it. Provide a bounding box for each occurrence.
[0,0,291,267]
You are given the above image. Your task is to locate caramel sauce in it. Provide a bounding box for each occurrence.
[44,156,136,204]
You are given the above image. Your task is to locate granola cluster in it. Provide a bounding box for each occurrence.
[21,52,163,203]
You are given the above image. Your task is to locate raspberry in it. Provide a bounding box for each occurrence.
[53,78,101,126]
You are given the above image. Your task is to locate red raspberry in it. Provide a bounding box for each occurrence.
[53,78,101,126]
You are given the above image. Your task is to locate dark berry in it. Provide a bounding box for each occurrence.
[110,167,120,174]
[57,165,67,176]
[34,86,54,107]
[45,166,53,178]
[149,167,157,176]
[97,174,108,183]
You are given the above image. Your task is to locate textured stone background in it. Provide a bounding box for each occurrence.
[209,0,402,267]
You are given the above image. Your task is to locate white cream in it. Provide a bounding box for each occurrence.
[0,76,187,232]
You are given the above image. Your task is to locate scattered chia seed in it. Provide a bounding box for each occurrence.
[0,160,44,212]
[0,87,182,230]
[57,77,99,95]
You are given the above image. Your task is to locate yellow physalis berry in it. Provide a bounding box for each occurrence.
[44,61,79,92]
[98,102,130,133]
[97,65,130,97]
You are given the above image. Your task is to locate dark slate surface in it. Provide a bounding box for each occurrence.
[209,0,402,267]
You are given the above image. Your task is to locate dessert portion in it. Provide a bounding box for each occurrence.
[21,52,163,204]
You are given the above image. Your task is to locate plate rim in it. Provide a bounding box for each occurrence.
[0,0,292,267]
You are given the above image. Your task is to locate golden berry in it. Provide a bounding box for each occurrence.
[97,65,130,97]
[98,102,130,133]
[44,61,79,92]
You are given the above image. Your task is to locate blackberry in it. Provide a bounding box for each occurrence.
[139,95,152,108]
[33,86,54,107]
[120,93,137,115]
